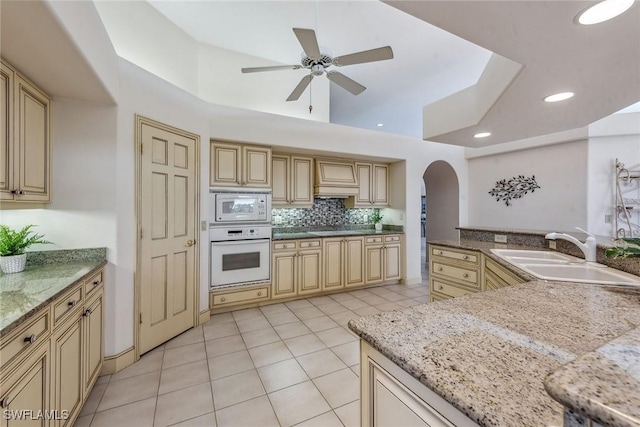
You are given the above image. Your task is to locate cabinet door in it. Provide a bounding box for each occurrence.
[15,76,50,202]
[290,156,313,206]
[344,237,365,288]
[243,145,271,187]
[83,292,103,397]
[51,316,83,427]
[372,164,388,206]
[354,163,372,205]
[210,141,241,187]
[0,62,14,200]
[323,238,344,290]
[272,251,297,299]
[298,249,322,295]
[365,245,384,285]
[271,155,289,206]
[0,343,49,427]
[384,244,402,281]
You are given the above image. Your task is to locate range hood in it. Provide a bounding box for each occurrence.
[314,158,359,197]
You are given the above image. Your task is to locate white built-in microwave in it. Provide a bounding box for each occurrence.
[210,190,271,225]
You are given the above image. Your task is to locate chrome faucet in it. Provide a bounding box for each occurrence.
[544,227,597,262]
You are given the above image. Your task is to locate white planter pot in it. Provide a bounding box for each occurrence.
[375,223,383,231]
[0,254,27,274]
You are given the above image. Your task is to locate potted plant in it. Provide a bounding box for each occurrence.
[605,237,640,258]
[0,225,52,274]
[371,212,384,231]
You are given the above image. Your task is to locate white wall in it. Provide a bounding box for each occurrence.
[467,140,588,231]
[587,112,640,237]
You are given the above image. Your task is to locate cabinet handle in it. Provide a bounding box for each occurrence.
[257,291,262,297]
[68,300,77,308]
[463,255,468,260]
[221,297,226,302]
[93,280,100,286]
[437,267,443,272]
[83,308,93,317]
[23,334,36,344]
[463,273,469,278]
[438,286,443,290]
[0,396,10,408]
[438,251,443,255]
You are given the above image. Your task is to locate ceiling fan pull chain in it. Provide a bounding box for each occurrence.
[309,77,313,114]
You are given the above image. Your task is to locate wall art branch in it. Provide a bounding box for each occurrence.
[489,175,540,206]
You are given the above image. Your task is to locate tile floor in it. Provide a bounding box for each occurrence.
[73,280,431,427]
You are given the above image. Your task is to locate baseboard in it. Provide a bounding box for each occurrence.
[402,276,422,285]
[198,308,210,325]
[101,346,135,375]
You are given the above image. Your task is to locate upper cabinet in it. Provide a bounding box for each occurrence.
[345,162,389,208]
[272,154,314,208]
[210,140,271,188]
[314,158,359,197]
[1,59,52,203]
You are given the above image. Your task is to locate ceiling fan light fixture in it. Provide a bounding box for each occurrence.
[576,0,634,25]
[474,132,491,139]
[544,92,574,102]
[377,123,384,127]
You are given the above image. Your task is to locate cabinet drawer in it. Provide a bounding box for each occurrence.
[431,280,474,298]
[212,286,269,306]
[384,235,400,243]
[366,236,383,244]
[432,263,478,286]
[84,269,104,298]
[53,286,83,326]
[431,247,478,264]
[274,242,296,250]
[299,240,321,249]
[0,311,49,367]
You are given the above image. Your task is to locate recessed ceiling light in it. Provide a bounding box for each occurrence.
[544,92,575,103]
[474,132,491,138]
[576,0,634,25]
[376,123,384,127]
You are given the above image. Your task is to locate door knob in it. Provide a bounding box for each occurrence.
[185,240,196,247]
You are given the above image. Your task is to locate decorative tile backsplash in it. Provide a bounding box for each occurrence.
[272,198,377,227]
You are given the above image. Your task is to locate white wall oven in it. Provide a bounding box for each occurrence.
[210,190,271,225]
[210,225,271,288]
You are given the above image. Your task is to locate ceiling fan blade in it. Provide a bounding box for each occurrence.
[332,46,394,67]
[293,28,321,60]
[326,71,366,95]
[241,65,301,73]
[286,74,313,102]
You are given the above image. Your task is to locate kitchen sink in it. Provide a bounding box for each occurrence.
[490,249,640,286]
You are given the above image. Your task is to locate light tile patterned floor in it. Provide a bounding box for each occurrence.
[75,268,430,426]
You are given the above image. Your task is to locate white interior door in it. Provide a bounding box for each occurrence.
[138,119,198,355]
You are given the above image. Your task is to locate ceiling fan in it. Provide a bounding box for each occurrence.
[241,28,394,102]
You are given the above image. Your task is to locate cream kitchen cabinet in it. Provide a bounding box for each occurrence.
[429,244,481,302]
[314,158,359,197]
[365,235,402,285]
[483,256,525,291]
[272,154,314,208]
[210,140,271,188]
[0,266,104,427]
[345,163,389,208]
[0,59,52,203]
[272,239,322,299]
[323,236,365,290]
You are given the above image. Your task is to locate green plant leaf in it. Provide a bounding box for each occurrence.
[0,225,52,256]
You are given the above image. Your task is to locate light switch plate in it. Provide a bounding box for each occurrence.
[201,220,207,231]
[494,234,507,243]
[274,215,283,225]
[549,241,557,249]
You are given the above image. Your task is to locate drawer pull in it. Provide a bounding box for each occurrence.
[463,273,469,278]
[437,267,443,272]
[438,251,443,255]
[257,292,262,297]
[463,255,468,260]
[221,297,226,302]
[438,286,443,290]
[83,308,93,317]
[23,334,36,344]
[0,396,10,408]
[93,280,100,286]
[68,300,77,308]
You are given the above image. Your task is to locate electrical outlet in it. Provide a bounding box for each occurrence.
[201,220,207,231]
[274,215,283,225]
[605,214,612,224]
[549,241,557,250]
[494,234,507,243]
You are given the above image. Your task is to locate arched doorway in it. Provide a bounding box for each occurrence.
[423,161,460,268]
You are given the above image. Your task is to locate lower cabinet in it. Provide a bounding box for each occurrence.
[323,237,365,290]
[0,267,104,427]
[483,257,525,290]
[271,240,322,299]
[365,235,402,285]
[361,340,478,427]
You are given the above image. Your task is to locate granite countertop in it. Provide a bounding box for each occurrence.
[0,249,106,337]
[349,281,640,426]
[273,229,403,240]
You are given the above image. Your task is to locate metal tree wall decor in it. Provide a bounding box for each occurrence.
[489,175,540,206]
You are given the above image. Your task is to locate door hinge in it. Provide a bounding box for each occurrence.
[140,229,143,239]
[140,143,143,155]
[139,313,143,324]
